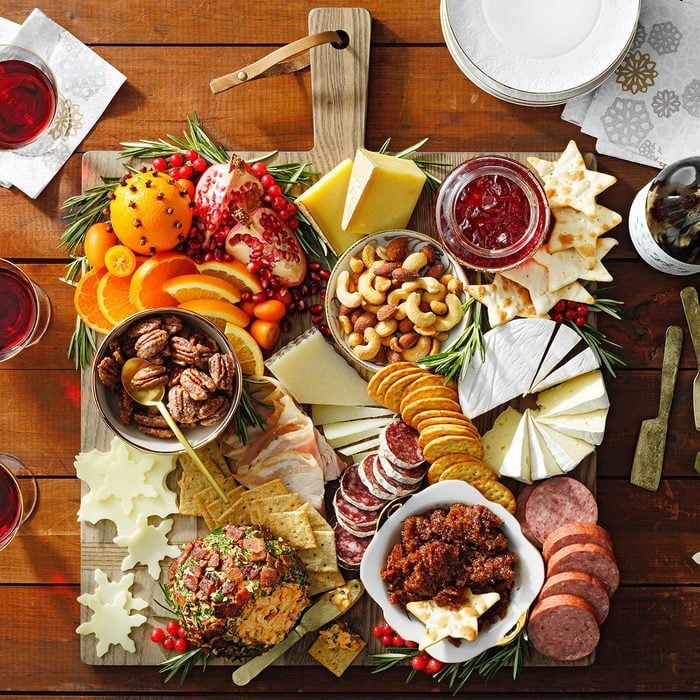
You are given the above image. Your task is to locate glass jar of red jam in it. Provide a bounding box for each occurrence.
[435,155,550,272]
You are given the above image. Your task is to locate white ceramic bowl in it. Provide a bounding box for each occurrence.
[325,230,470,378]
[359,480,545,663]
[92,307,242,455]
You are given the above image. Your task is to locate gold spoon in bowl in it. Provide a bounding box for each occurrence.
[121,357,229,503]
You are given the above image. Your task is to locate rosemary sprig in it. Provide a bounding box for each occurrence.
[62,256,97,369]
[60,178,118,255]
[233,377,269,444]
[379,137,451,192]
[419,297,487,382]
[119,112,229,165]
[159,647,207,685]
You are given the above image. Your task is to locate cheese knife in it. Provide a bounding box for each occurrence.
[232,579,364,686]
[630,325,683,491]
[680,287,700,430]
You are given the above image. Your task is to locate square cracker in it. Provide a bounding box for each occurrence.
[265,510,317,549]
[308,570,346,596]
[194,497,218,530]
[240,479,289,508]
[297,530,339,572]
[248,493,302,524]
[216,497,252,527]
[177,444,234,515]
[296,502,333,532]
[308,623,366,677]
[198,479,241,520]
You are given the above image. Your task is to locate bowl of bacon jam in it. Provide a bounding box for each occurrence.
[435,155,550,272]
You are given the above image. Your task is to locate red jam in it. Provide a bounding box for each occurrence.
[435,156,550,272]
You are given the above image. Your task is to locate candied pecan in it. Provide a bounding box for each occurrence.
[135,424,174,438]
[130,363,168,390]
[161,314,184,336]
[170,336,197,365]
[193,342,214,369]
[119,389,135,425]
[199,396,230,425]
[133,412,169,429]
[190,331,218,353]
[119,335,138,358]
[209,353,235,392]
[135,329,169,359]
[111,348,126,367]
[97,356,121,391]
[128,317,162,337]
[168,365,185,386]
[180,367,217,401]
[167,385,199,424]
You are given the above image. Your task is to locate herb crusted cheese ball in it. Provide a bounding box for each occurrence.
[167,525,309,659]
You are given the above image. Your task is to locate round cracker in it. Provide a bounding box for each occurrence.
[470,478,516,514]
[416,415,476,433]
[423,433,484,463]
[413,409,468,429]
[439,461,496,485]
[405,373,456,393]
[368,362,418,402]
[400,385,458,415]
[375,366,425,408]
[383,371,428,413]
[427,453,485,484]
[402,398,462,427]
[419,424,479,448]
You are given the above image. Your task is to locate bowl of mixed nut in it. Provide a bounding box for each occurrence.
[92,308,243,454]
[325,230,469,377]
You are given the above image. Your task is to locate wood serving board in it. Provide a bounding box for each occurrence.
[79,6,594,668]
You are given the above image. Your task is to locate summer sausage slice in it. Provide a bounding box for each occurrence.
[528,594,600,661]
[547,543,620,596]
[373,455,419,497]
[525,476,598,546]
[340,464,385,511]
[543,522,614,562]
[334,522,372,569]
[539,571,610,624]
[379,420,424,469]
[515,483,539,547]
[332,489,379,530]
[376,454,425,485]
[357,454,394,500]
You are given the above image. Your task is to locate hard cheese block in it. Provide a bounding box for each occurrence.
[311,404,393,425]
[537,370,609,418]
[341,149,426,234]
[295,159,363,255]
[498,409,532,483]
[483,406,523,473]
[265,327,377,407]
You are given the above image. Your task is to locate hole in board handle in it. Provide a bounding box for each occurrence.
[331,30,350,50]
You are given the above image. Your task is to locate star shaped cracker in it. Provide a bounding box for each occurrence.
[534,237,617,292]
[527,140,616,217]
[466,274,539,327]
[77,568,148,613]
[406,589,500,650]
[114,514,181,580]
[500,260,595,315]
[548,205,622,267]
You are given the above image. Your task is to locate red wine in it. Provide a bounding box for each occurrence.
[0,58,57,149]
[0,465,22,549]
[0,267,37,358]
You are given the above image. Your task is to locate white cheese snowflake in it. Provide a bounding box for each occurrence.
[113,514,180,580]
[77,568,147,613]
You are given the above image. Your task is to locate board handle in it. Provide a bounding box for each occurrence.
[308,7,371,169]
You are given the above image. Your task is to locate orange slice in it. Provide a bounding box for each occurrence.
[97,272,141,325]
[130,252,198,310]
[74,269,113,334]
[224,322,265,376]
[197,260,262,293]
[178,298,250,330]
[163,273,242,304]
[104,245,137,277]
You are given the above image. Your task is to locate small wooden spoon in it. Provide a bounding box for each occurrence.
[121,357,228,503]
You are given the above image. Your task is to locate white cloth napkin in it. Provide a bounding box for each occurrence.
[562,0,700,169]
[0,9,125,198]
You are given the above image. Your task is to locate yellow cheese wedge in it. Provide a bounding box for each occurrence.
[296,159,365,255]
[341,149,426,234]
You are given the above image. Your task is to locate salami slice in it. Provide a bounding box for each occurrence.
[332,488,379,529]
[543,522,614,562]
[528,594,600,661]
[547,543,620,596]
[379,421,424,469]
[339,464,385,511]
[524,477,598,546]
[539,571,610,624]
[374,455,418,497]
[357,454,394,500]
[334,522,372,569]
[515,483,539,547]
[377,454,426,485]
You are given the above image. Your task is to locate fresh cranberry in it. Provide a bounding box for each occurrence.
[260,174,275,189]
[262,194,272,204]
[310,271,321,282]
[241,290,252,301]
[250,162,267,176]
[267,184,282,197]
[169,153,184,167]
[281,319,291,333]
[310,282,320,295]
[192,157,207,173]
[252,291,267,304]
[271,196,287,212]
[184,149,198,162]
[284,203,297,217]
[288,217,300,231]
[551,312,564,324]
[224,254,234,262]
[149,627,165,643]
[162,637,175,650]
[320,324,331,337]
[564,309,577,320]
[166,620,180,635]
[178,165,193,179]
[576,304,588,315]
[575,315,587,327]
[311,315,323,326]
[204,252,214,262]
[152,157,167,172]
[410,654,428,671]
[174,637,188,652]
[425,657,443,674]
[554,300,568,313]
[391,634,405,647]
[380,634,393,646]
[309,261,321,271]
[405,640,418,648]
[168,168,179,178]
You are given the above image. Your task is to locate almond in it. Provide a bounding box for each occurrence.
[392,267,419,282]
[353,311,377,333]
[373,262,401,277]
[398,332,419,349]
[420,244,438,265]
[419,301,432,313]
[398,318,414,333]
[426,262,446,279]
[350,309,364,324]
[339,303,354,316]
[376,304,398,321]
[386,236,409,262]
[387,350,403,364]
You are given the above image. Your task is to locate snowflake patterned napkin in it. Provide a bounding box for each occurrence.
[0,8,125,198]
[562,0,700,169]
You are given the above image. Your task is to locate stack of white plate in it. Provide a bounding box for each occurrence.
[440,0,640,107]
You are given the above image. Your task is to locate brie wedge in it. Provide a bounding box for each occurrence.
[532,418,595,473]
[528,324,582,394]
[528,417,565,480]
[538,408,609,445]
[497,409,532,484]
[531,346,600,393]
[537,370,609,418]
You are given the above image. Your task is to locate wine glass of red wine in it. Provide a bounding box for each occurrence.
[0,44,62,154]
[0,454,37,551]
[0,259,51,362]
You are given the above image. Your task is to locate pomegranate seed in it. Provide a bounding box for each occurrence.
[310,304,322,314]
[281,319,291,333]
[214,248,223,261]
[319,269,330,280]
[169,153,184,167]
[262,194,272,204]
[297,299,307,312]
[288,218,299,230]
[310,272,321,282]
[300,285,309,297]
[224,254,234,262]
[251,162,267,176]
[266,288,274,298]
[204,252,214,262]
[270,277,280,290]
[247,261,261,273]
[271,196,287,212]
[241,290,252,301]
[259,267,272,279]
[252,292,267,304]
[150,628,165,643]
[577,304,588,315]
[192,157,207,172]
[575,315,587,327]
[320,288,327,300]
[267,184,282,197]
[215,231,227,241]
[287,302,297,314]
[189,242,200,251]
[260,174,275,189]
[152,157,167,172]
[311,314,323,326]
[310,283,320,295]
[320,324,331,337]
[309,261,321,271]
[178,165,193,179]
[184,149,198,161]
[261,279,270,289]
[208,239,217,250]
[174,637,188,652]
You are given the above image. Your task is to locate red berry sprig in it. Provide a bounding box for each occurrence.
[150,622,189,653]
[151,150,206,181]
[372,621,443,675]
[551,300,588,327]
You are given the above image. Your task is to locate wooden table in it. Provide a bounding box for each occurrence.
[0,2,697,698]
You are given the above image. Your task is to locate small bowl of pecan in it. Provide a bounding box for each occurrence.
[92,308,243,454]
[324,230,469,378]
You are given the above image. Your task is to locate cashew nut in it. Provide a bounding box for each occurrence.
[353,327,382,360]
[423,285,448,304]
[388,288,412,306]
[348,331,363,347]
[395,302,408,320]
[402,252,428,272]
[358,270,385,305]
[376,245,388,260]
[389,337,402,353]
[447,278,464,294]
[415,325,438,337]
[361,302,382,314]
[375,319,398,337]
[406,292,436,327]
[402,277,445,295]
[361,244,376,268]
[335,270,362,308]
[437,331,449,341]
[430,300,448,315]
[401,335,432,361]
[430,338,441,355]
[433,293,464,332]
[374,276,392,293]
[349,256,364,273]
[338,314,353,334]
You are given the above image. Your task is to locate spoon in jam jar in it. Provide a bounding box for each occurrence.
[121,357,229,503]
